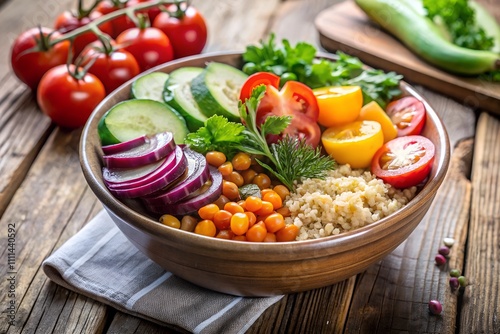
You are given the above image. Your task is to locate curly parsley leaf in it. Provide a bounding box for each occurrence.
[423,0,494,51]
[184,115,245,158]
[242,35,402,108]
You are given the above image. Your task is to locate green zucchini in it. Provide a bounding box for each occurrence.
[131,72,170,102]
[98,99,189,146]
[355,0,500,75]
[191,62,248,122]
[163,67,207,132]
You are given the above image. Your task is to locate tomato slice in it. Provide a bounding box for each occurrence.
[239,72,280,102]
[386,96,426,137]
[321,120,384,169]
[371,135,435,189]
[240,72,321,147]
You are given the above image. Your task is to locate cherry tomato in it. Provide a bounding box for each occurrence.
[116,26,174,72]
[313,86,363,127]
[10,27,70,90]
[242,73,321,147]
[239,72,280,102]
[81,43,140,94]
[153,4,207,58]
[54,10,113,59]
[386,96,426,137]
[371,135,435,189]
[95,0,135,38]
[358,101,397,143]
[321,120,384,169]
[37,64,106,129]
[127,0,162,24]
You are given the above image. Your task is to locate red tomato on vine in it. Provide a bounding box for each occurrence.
[10,27,70,90]
[153,3,207,59]
[81,39,140,94]
[116,17,174,72]
[95,0,135,38]
[54,1,113,59]
[37,64,106,129]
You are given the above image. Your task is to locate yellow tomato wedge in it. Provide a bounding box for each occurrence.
[357,101,397,143]
[321,120,384,169]
[313,86,363,127]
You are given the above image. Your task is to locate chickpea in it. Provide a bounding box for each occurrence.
[241,168,258,184]
[232,152,252,170]
[180,215,198,232]
[253,173,272,190]
[225,171,244,187]
[222,180,240,200]
[205,151,226,167]
[218,161,233,176]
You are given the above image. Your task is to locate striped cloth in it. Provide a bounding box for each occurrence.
[42,210,282,333]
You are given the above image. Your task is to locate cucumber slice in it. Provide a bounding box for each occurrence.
[98,99,189,146]
[131,72,170,102]
[163,67,207,131]
[191,62,248,122]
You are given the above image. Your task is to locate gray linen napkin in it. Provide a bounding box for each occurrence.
[42,210,282,334]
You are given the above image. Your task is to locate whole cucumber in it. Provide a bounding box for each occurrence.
[355,0,500,75]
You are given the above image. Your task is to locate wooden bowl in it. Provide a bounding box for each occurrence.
[80,52,450,297]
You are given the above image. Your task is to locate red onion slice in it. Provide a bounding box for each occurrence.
[102,157,166,185]
[143,147,209,206]
[107,146,187,198]
[145,166,222,215]
[101,135,148,155]
[103,132,175,169]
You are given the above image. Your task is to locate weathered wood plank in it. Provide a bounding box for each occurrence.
[193,0,281,53]
[461,112,500,333]
[343,115,473,332]
[0,129,108,333]
[0,0,74,216]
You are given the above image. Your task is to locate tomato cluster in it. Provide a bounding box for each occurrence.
[240,72,435,189]
[160,151,300,242]
[10,0,207,129]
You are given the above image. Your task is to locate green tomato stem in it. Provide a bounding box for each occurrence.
[50,0,185,47]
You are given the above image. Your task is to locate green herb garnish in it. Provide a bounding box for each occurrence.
[186,86,336,190]
[423,0,494,51]
[184,115,246,158]
[242,34,403,108]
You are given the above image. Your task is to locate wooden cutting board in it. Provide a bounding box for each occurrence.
[315,0,500,115]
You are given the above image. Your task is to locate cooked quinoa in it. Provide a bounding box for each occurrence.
[284,164,417,241]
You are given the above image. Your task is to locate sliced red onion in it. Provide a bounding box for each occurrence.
[103,132,175,169]
[107,146,187,198]
[146,166,222,215]
[102,157,167,185]
[101,135,147,155]
[142,148,209,206]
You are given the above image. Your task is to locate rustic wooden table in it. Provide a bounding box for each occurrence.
[0,0,499,333]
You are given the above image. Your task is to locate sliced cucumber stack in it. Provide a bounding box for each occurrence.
[191,62,248,122]
[163,67,207,131]
[98,99,189,146]
[131,72,170,102]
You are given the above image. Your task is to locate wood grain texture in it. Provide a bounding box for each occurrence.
[462,112,500,333]
[0,0,483,333]
[345,137,473,333]
[315,0,500,115]
[0,129,106,333]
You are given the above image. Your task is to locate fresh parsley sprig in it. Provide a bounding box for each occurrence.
[242,35,403,108]
[423,0,494,51]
